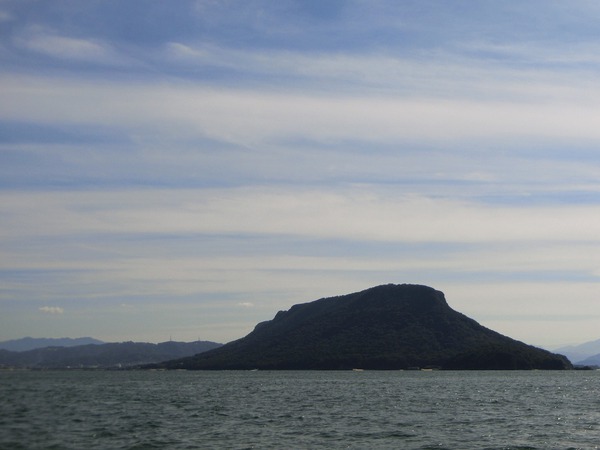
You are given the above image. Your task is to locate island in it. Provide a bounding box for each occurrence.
[149,284,572,370]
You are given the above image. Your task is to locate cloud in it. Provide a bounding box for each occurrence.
[237,302,255,308]
[3,185,600,314]
[39,306,64,314]
[3,74,600,153]
[162,39,600,99]
[4,187,600,244]
[14,26,131,65]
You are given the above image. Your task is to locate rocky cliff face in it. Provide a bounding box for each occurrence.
[157,284,572,370]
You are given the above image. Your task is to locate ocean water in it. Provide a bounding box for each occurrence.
[1,370,599,450]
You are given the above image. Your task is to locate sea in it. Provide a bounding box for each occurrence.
[1,370,599,450]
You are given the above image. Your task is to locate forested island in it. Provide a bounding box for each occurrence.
[150,284,571,370]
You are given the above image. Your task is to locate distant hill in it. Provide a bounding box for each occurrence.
[574,353,600,367]
[0,337,104,352]
[152,284,571,370]
[0,340,222,369]
[554,338,600,364]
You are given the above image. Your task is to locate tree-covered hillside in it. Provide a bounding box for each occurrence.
[153,284,571,370]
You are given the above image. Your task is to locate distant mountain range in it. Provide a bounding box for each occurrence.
[553,339,600,366]
[0,337,104,352]
[576,354,600,367]
[151,284,571,370]
[0,340,222,369]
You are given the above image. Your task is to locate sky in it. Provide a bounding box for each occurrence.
[2,0,600,349]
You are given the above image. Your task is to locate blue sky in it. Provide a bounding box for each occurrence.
[2,1,600,348]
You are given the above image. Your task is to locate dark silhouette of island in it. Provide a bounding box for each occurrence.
[0,340,222,369]
[151,284,571,370]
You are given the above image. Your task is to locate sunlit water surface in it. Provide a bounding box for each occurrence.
[1,370,599,449]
